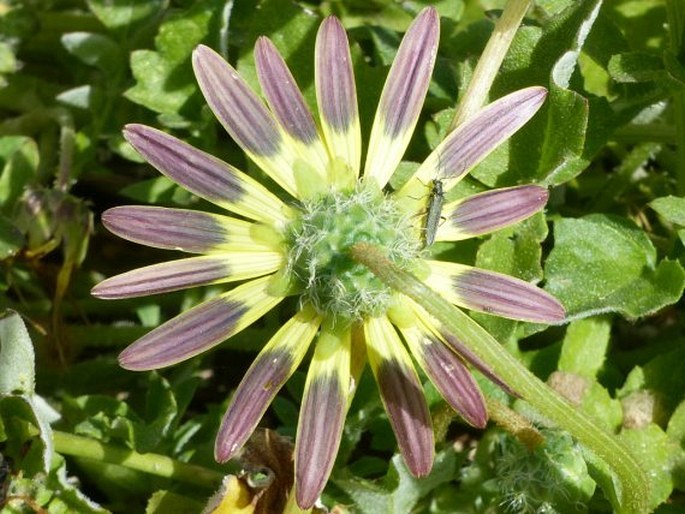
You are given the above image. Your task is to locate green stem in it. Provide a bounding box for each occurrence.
[47,108,75,193]
[53,430,224,489]
[449,0,532,130]
[612,124,676,144]
[350,243,649,514]
[667,0,685,194]
[486,397,544,451]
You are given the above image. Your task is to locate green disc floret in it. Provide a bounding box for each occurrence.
[285,184,420,322]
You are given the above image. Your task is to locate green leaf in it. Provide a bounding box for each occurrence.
[61,32,123,72]
[133,373,178,453]
[0,214,23,260]
[476,213,547,281]
[61,374,178,454]
[619,346,685,415]
[619,424,677,510]
[125,0,223,117]
[650,195,685,226]
[4,453,108,513]
[667,400,685,446]
[653,195,685,244]
[0,41,17,74]
[333,448,462,514]
[146,490,205,514]
[663,49,685,88]
[119,176,193,205]
[667,400,685,491]
[608,51,667,83]
[558,316,611,378]
[545,214,685,319]
[471,0,602,187]
[86,0,166,41]
[0,310,35,395]
[56,85,93,109]
[0,136,39,214]
[63,394,139,447]
[581,381,623,433]
[235,0,321,107]
[0,312,56,474]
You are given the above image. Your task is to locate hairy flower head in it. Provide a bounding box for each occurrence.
[92,7,564,509]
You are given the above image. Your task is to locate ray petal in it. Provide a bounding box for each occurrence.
[409,301,517,396]
[255,37,329,179]
[100,206,277,253]
[315,16,361,176]
[118,275,283,370]
[364,315,433,476]
[92,252,282,299]
[295,326,352,509]
[425,260,566,323]
[437,185,549,241]
[394,308,487,427]
[123,125,289,224]
[215,307,322,462]
[400,87,548,197]
[364,7,439,188]
[192,45,300,197]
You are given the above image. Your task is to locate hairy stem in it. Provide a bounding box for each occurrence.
[450,0,533,130]
[53,430,224,489]
[350,242,649,514]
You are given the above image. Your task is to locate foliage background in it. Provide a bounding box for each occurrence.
[0,0,684,512]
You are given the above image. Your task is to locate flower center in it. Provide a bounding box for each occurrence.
[285,183,420,323]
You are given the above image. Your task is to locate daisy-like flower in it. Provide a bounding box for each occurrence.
[93,7,564,509]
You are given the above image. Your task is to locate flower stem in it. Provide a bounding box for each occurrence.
[349,242,649,514]
[486,397,544,451]
[449,0,533,130]
[53,430,224,489]
[666,0,685,194]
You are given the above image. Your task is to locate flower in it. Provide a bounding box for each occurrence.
[92,7,565,509]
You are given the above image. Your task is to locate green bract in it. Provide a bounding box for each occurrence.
[285,184,419,321]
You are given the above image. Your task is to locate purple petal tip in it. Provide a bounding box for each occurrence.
[118,347,150,371]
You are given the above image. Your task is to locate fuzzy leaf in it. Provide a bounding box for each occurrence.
[4,453,107,513]
[608,51,667,83]
[0,313,57,474]
[545,215,685,319]
[619,424,676,510]
[0,136,39,214]
[86,0,165,40]
[134,372,178,453]
[125,0,224,116]
[0,310,35,395]
[333,448,464,514]
[558,316,611,378]
[61,32,123,71]
[650,196,685,226]
[619,346,685,415]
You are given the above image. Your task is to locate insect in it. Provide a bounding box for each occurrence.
[422,178,444,247]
